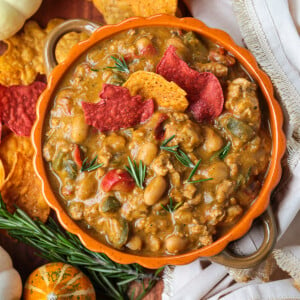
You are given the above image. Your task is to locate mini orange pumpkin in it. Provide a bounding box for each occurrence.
[23,262,96,300]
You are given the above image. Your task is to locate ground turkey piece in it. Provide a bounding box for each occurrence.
[226,78,261,129]
[164,120,202,153]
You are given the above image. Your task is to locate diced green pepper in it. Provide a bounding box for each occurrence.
[64,160,78,179]
[107,218,129,248]
[52,151,65,171]
[101,196,121,213]
[227,118,255,142]
[183,32,208,61]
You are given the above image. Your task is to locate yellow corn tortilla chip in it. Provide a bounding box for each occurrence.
[55,31,90,64]
[0,19,90,86]
[92,0,177,24]
[92,0,134,24]
[123,71,188,111]
[0,19,62,86]
[0,152,50,222]
[0,133,50,222]
[0,133,34,175]
[132,0,177,17]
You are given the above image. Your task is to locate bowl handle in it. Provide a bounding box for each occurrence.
[210,206,277,269]
[43,19,100,76]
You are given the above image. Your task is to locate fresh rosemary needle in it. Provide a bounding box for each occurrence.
[0,195,162,300]
[80,155,103,172]
[186,159,214,184]
[160,135,194,168]
[187,159,201,182]
[105,55,130,74]
[160,197,183,213]
[210,141,231,161]
[187,177,213,184]
[125,157,146,189]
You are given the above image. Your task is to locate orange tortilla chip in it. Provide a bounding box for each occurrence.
[0,19,63,86]
[132,0,177,17]
[0,153,50,222]
[92,0,134,24]
[0,19,90,86]
[55,31,90,64]
[123,71,188,111]
[92,0,177,24]
[0,133,34,175]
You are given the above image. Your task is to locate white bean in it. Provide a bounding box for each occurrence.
[137,143,158,165]
[148,236,161,252]
[126,236,142,251]
[202,162,229,184]
[77,173,98,200]
[165,235,187,254]
[71,114,89,143]
[144,176,167,206]
[203,127,223,153]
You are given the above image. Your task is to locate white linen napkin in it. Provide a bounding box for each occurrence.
[162,0,300,299]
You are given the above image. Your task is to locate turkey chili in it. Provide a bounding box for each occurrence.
[43,27,271,255]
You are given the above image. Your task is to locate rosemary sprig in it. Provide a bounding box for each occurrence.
[160,197,183,213]
[187,178,213,184]
[0,195,162,300]
[90,68,99,72]
[105,55,130,74]
[245,166,252,183]
[210,142,231,161]
[160,135,179,152]
[187,159,201,182]
[160,135,194,168]
[186,159,213,184]
[125,157,146,189]
[81,155,103,172]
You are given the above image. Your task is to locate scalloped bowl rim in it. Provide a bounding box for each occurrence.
[32,15,286,268]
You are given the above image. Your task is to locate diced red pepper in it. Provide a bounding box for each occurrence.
[101,169,135,193]
[154,113,168,140]
[123,53,140,62]
[73,144,83,168]
[208,47,236,67]
[139,44,157,56]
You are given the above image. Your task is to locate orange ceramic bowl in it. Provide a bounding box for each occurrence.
[32,15,285,268]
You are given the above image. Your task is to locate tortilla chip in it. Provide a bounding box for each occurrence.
[92,0,134,24]
[0,19,89,86]
[132,0,177,17]
[92,0,177,24]
[0,153,49,222]
[0,160,5,187]
[123,71,188,111]
[0,19,63,86]
[157,46,224,121]
[0,81,46,137]
[82,84,154,132]
[0,133,34,176]
[55,31,90,64]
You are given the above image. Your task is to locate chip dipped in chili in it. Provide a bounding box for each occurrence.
[157,45,224,122]
[82,84,154,132]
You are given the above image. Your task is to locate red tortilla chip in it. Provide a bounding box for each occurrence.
[156,45,224,121]
[0,82,46,137]
[82,84,154,132]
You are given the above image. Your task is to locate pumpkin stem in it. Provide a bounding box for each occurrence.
[47,293,57,300]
